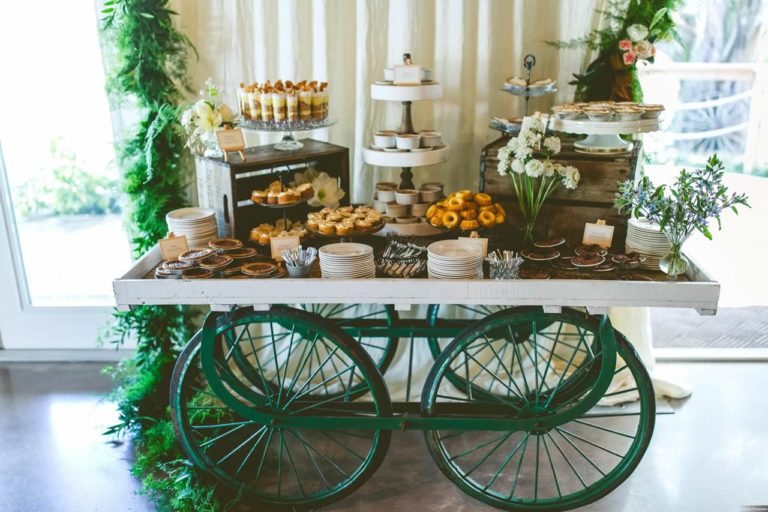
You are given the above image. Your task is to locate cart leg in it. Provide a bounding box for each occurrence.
[170,306,393,510]
[421,308,654,511]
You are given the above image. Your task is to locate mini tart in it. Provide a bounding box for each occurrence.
[162,259,196,273]
[178,248,215,263]
[446,197,464,211]
[442,211,460,229]
[460,208,478,220]
[318,222,336,235]
[296,183,314,199]
[251,190,266,203]
[335,223,352,236]
[182,267,214,279]
[228,247,257,260]
[209,238,243,252]
[355,219,373,231]
[426,204,440,219]
[267,191,279,205]
[200,254,233,270]
[478,210,496,228]
[460,219,480,231]
[474,192,492,206]
[456,190,474,201]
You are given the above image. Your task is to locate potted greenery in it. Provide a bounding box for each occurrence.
[615,154,749,278]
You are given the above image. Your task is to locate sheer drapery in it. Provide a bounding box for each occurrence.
[174,0,603,200]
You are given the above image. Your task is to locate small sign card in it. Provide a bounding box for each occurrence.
[270,236,301,261]
[393,65,422,85]
[159,233,189,261]
[215,128,246,162]
[459,235,489,258]
[582,219,615,248]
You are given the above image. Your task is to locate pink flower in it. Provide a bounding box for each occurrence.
[619,39,633,51]
[623,51,637,66]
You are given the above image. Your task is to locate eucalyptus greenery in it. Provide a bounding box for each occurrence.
[100,1,221,510]
[615,154,749,243]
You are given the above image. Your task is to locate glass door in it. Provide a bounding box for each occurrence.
[0,1,132,349]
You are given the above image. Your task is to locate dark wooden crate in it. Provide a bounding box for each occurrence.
[479,136,641,251]
[195,139,349,241]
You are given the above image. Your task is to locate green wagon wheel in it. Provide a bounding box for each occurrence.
[171,307,392,510]
[297,304,399,375]
[421,309,653,511]
[426,305,574,402]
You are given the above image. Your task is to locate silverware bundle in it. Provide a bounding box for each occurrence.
[282,246,317,277]
[486,249,524,279]
[377,236,428,278]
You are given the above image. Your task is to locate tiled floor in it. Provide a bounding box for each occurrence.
[1,362,767,512]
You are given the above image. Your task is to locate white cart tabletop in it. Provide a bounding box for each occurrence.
[113,245,720,315]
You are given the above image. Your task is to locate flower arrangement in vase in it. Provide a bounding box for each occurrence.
[549,0,681,102]
[497,114,580,244]
[181,78,237,157]
[615,154,749,278]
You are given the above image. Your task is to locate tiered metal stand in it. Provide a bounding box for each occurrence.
[115,247,719,511]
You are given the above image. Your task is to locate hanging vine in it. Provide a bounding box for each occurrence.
[100,1,224,509]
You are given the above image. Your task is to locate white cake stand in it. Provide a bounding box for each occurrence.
[550,117,661,155]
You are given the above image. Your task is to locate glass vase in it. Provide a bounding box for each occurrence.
[202,131,224,159]
[659,232,690,279]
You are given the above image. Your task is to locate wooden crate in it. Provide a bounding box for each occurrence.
[480,136,641,251]
[195,139,349,241]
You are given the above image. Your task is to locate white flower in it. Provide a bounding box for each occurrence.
[511,158,525,175]
[497,146,512,175]
[514,142,533,160]
[308,172,346,208]
[195,100,213,118]
[543,161,556,177]
[558,165,580,190]
[521,130,541,148]
[627,24,649,42]
[525,159,545,178]
[181,107,193,128]
[521,114,545,134]
[634,40,654,59]
[506,137,521,154]
[543,136,561,156]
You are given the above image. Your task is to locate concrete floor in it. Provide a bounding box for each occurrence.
[1,362,767,512]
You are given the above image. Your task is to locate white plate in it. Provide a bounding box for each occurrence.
[166,208,215,222]
[320,243,373,258]
[428,240,483,259]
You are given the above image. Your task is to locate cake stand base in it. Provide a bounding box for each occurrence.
[274,133,304,151]
[574,134,633,155]
[400,167,415,190]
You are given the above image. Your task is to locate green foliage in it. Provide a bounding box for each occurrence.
[549,0,681,101]
[13,138,120,218]
[99,1,220,509]
[615,154,750,242]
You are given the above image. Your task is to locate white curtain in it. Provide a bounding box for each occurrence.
[174,0,603,201]
[172,0,686,400]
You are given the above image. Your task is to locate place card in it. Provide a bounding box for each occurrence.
[459,236,489,258]
[215,128,246,162]
[393,65,422,85]
[270,236,300,261]
[582,219,614,248]
[159,233,189,261]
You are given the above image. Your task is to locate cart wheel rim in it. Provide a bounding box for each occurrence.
[421,311,653,511]
[172,306,392,508]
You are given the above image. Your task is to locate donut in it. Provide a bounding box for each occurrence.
[446,197,464,211]
[433,208,446,220]
[429,215,443,227]
[442,211,460,229]
[426,204,440,219]
[478,210,496,228]
[460,208,478,220]
[463,201,478,210]
[495,213,506,225]
[474,193,493,206]
[494,203,506,215]
[456,190,474,201]
[460,219,480,231]
[479,205,496,213]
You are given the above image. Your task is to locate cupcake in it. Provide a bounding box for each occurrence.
[267,191,279,205]
[251,190,266,203]
[319,222,336,235]
[355,219,372,231]
[336,223,352,236]
[296,183,314,199]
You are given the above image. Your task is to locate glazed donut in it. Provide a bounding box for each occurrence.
[460,208,478,220]
[463,201,478,210]
[495,213,506,225]
[479,205,496,213]
[429,215,443,227]
[442,211,460,229]
[446,197,464,211]
[474,192,493,206]
[478,210,496,228]
[426,204,440,219]
[456,189,474,201]
[433,208,446,220]
[460,219,480,231]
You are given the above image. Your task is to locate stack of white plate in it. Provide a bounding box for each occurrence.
[166,208,217,249]
[427,240,484,279]
[319,243,376,279]
[626,217,671,270]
